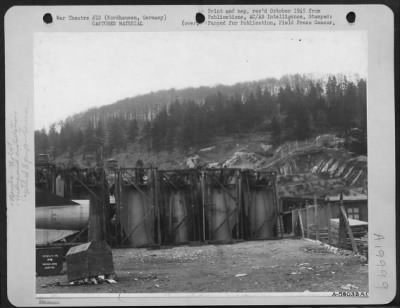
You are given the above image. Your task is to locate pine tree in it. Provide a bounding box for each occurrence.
[128,119,138,143]
[107,118,126,152]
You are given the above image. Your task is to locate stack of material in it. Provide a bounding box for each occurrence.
[330,218,368,255]
[308,225,329,242]
[353,233,368,257]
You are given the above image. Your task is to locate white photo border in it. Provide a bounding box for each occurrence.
[5,4,396,306]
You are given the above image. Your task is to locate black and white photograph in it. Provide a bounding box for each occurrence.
[33,30,369,293]
[4,4,397,306]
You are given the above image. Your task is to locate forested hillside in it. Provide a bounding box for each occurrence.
[34,74,366,164]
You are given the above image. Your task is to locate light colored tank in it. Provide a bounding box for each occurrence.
[168,191,188,243]
[208,187,237,241]
[119,186,154,247]
[35,200,89,230]
[248,189,276,239]
[55,175,65,197]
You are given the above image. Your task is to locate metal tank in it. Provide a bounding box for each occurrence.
[55,175,65,197]
[35,200,89,230]
[248,189,276,239]
[207,187,237,241]
[119,185,154,247]
[167,191,189,243]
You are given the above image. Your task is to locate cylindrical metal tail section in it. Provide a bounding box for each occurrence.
[55,175,65,197]
[119,185,154,247]
[168,191,189,243]
[36,202,89,230]
[248,189,276,239]
[208,187,237,241]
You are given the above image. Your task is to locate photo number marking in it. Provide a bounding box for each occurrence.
[374,233,389,289]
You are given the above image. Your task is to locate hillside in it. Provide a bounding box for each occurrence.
[35,73,367,176]
[60,74,329,129]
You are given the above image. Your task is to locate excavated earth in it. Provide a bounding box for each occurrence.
[37,239,367,294]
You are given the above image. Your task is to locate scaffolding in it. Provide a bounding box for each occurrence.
[35,166,280,247]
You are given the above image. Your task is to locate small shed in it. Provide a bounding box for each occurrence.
[65,241,114,282]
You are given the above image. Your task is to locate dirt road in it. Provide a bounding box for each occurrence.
[37,238,368,293]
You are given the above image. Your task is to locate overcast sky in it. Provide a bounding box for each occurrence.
[34,31,367,130]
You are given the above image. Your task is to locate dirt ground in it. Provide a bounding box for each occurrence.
[37,238,368,293]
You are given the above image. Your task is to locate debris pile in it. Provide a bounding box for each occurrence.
[69,274,117,285]
[222,151,265,169]
[330,218,368,255]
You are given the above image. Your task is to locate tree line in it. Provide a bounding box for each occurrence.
[35,75,367,159]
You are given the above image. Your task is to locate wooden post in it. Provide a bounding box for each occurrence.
[314,195,319,241]
[190,173,197,241]
[200,171,206,242]
[340,205,359,253]
[291,209,295,236]
[327,201,332,245]
[338,193,347,248]
[271,173,282,238]
[154,169,161,245]
[117,169,123,246]
[305,203,310,238]
[88,185,105,242]
[298,209,305,238]
[236,171,242,239]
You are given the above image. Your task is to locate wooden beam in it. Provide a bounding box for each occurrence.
[153,169,161,245]
[298,209,305,238]
[291,209,295,236]
[327,202,332,245]
[200,171,206,242]
[209,173,237,201]
[306,204,310,238]
[340,205,359,254]
[314,195,319,241]
[236,171,241,239]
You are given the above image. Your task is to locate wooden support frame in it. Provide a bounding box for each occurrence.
[305,204,310,238]
[339,205,359,254]
[298,209,305,238]
[237,171,243,239]
[271,172,282,238]
[314,195,320,241]
[153,169,162,245]
[121,208,155,245]
[200,171,206,242]
[327,202,332,245]
[117,168,156,246]
[209,173,237,201]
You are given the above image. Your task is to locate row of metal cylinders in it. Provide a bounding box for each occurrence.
[102,185,279,247]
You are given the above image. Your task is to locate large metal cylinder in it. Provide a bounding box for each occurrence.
[168,191,189,243]
[35,200,89,230]
[208,187,237,241]
[55,175,65,197]
[248,189,276,239]
[119,185,154,247]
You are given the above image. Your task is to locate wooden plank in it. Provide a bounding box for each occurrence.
[314,195,319,241]
[340,205,359,253]
[291,209,296,236]
[236,171,242,239]
[298,209,305,238]
[153,169,162,245]
[306,205,310,238]
[327,202,332,245]
[200,171,206,242]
